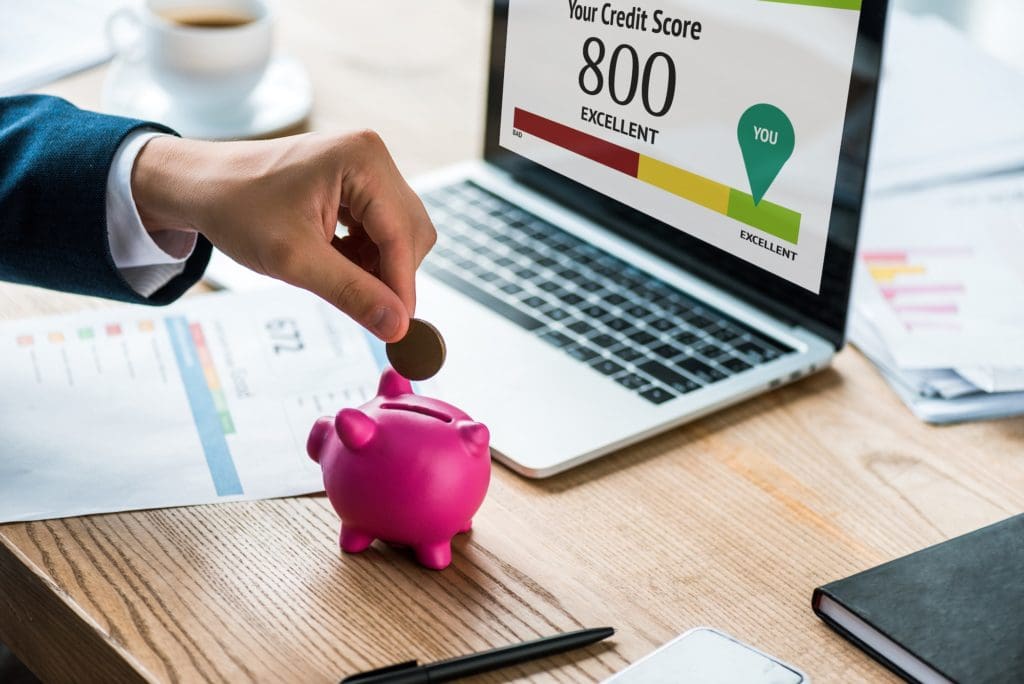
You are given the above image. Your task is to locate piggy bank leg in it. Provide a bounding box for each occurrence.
[458,519,473,534]
[414,541,453,570]
[340,526,374,554]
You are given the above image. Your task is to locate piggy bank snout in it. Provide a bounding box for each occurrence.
[306,416,333,463]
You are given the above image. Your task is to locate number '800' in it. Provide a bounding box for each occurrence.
[578,37,676,117]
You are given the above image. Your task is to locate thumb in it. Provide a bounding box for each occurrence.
[293,244,410,342]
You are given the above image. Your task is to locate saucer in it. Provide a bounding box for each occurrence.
[101,54,313,140]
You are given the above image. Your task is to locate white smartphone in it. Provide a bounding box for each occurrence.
[604,627,809,684]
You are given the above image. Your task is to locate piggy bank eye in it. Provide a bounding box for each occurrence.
[380,402,453,423]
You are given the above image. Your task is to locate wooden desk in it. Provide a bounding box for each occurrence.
[2,2,1023,682]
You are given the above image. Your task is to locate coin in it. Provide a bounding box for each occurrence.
[385,318,447,381]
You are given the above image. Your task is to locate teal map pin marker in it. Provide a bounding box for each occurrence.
[737,104,795,206]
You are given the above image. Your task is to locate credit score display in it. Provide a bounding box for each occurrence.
[500,0,863,293]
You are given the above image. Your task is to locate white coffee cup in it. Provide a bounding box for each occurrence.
[107,0,273,112]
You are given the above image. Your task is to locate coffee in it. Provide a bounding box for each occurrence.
[158,8,255,28]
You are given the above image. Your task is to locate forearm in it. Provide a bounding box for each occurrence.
[0,95,210,305]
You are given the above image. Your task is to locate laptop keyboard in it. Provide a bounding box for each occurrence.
[421,181,794,405]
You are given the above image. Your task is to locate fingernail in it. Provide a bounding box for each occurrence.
[370,306,401,340]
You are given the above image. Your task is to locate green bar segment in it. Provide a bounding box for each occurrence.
[759,0,861,9]
[727,190,802,244]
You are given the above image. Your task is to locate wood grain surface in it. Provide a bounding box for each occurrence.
[3,1,1023,682]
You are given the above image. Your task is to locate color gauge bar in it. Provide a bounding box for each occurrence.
[512,108,801,244]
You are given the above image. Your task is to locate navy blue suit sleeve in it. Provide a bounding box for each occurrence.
[0,95,212,305]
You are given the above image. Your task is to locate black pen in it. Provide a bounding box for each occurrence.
[341,626,615,683]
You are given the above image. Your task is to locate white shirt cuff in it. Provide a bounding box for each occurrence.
[106,130,198,297]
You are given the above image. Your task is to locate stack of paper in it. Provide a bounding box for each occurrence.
[851,10,1024,423]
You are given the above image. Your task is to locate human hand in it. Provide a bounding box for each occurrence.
[131,131,436,342]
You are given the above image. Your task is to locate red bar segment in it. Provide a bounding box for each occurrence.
[514,108,639,177]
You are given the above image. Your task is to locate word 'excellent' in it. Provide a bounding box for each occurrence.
[568,0,702,39]
[741,230,798,261]
[582,106,659,144]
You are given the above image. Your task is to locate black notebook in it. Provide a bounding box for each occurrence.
[812,514,1024,684]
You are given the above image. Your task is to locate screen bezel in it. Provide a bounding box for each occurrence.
[482,0,889,349]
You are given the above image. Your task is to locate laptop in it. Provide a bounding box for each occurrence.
[209,0,889,477]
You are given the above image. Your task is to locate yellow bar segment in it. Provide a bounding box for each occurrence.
[637,155,731,214]
[868,264,926,284]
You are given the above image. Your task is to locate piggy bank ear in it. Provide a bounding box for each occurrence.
[378,368,413,398]
[335,409,377,450]
[457,421,490,454]
[306,416,334,463]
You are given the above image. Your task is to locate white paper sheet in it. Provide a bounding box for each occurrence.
[955,366,1024,394]
[849,314,1024,424]
[869,11,1024,191]
[0,287,404,522]
[0,0,121,95]
[853,175,1024,369]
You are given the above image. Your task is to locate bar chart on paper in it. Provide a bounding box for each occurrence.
[861,247,974,332]
[0,289,385,522]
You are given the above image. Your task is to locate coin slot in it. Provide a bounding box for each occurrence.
[380,402,453,423]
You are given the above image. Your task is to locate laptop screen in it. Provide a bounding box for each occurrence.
[485,0,888,347]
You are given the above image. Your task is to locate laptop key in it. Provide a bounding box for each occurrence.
[697,343,726,359]
[629,330,658,346]
[612,346,645,363]
[540,331,574,348]
[499,282,523,295]
[603,318,632,332]
[625,305,652,319]
[567,320,595,335]
[614,373,649,390]
[591,358,625,376]
[640,386,676,405]
[675,330,700,346]
[566,345,600,363]
[677,357,728,383]
[721,357,752,373]
[544,308,571,322]
[582,305,609,319]
[604,293,628,306]
[734,340,773,363]
[637,360,703,394]
[590,334,618,349]
[537,280,562,293]
[561,292,585,306]
[521,295,546,309]
[652,343,682,360]
[649,318,676,332]
[709,327,740,343]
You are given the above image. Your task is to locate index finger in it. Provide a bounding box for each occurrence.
[353,196,434,318]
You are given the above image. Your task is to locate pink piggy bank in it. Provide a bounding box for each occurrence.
[306,368,491,570]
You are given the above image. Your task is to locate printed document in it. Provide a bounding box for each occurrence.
[0,288,398,522]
